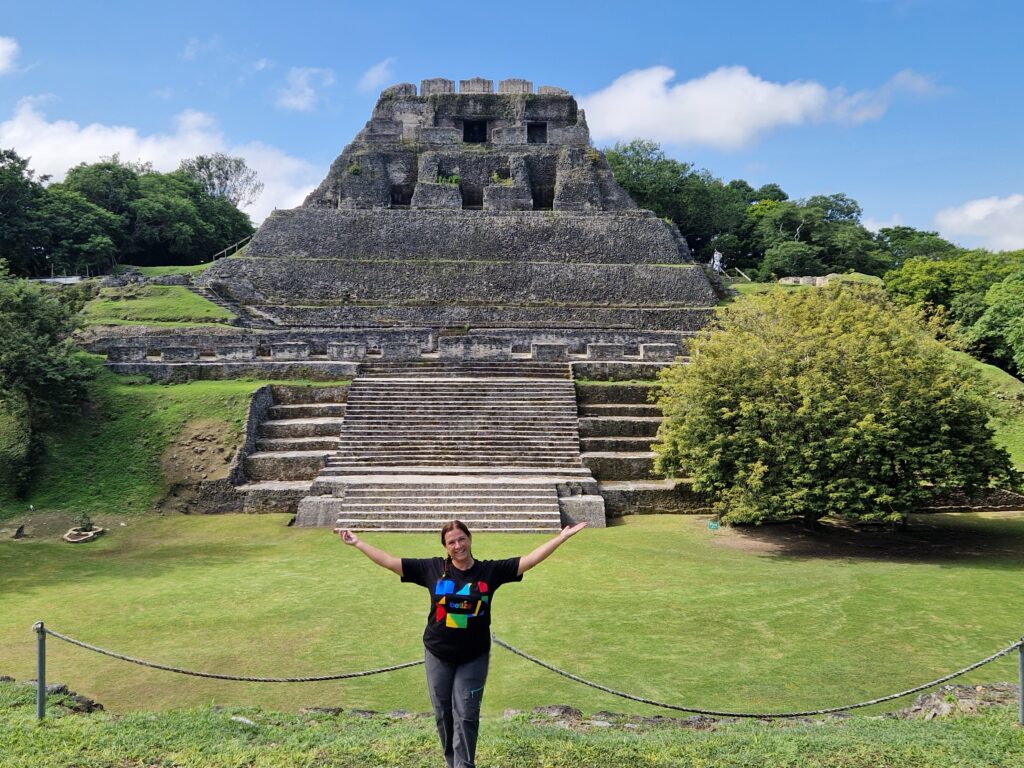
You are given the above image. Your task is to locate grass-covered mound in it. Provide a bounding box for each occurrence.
[1,515,1021,716]
[2,681,1022,768]
[0,360,349,519]
[81,283,234,326]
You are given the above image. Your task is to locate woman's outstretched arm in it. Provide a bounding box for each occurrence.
[334,529,403,576]
[517,521,587,576]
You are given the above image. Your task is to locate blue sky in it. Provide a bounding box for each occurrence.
[2,0,1023,249]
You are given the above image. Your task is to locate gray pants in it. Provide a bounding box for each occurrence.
[424,649,490,768]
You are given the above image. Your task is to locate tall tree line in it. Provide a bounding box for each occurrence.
[0,150,256,277]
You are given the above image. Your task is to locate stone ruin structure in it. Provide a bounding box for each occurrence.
[195,76,716,338]
[92,78,722,531]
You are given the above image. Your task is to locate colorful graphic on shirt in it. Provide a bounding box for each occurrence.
[433,578,490,629]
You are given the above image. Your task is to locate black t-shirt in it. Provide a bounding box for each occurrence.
[401,556,522,663]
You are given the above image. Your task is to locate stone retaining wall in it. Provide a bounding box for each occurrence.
[233,208,690,264]
[202,258,716,307]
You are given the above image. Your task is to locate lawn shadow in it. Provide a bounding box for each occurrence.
[711,512,1024,565]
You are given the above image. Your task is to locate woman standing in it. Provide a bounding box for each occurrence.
[336,519,587,768]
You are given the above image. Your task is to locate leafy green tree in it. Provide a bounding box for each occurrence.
[759,241,825,277]
[876,226,959,264]
[179,153,264,208]
[127,170,253,266]
[0,148,47,276]
[36,186,121,274]
[0,264,91,494]
[965,270,1024,374]
[654,285,1012,528]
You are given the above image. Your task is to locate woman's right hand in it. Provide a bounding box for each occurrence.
[334,528,360,546]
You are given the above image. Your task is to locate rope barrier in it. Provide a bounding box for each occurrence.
[41,627,422,683]
[31,623,1023,722]
[492,634,1024,719]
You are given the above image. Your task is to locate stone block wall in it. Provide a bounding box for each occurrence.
[230,209,688,265]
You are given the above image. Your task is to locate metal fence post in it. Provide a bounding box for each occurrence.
[33,622,46,721]
[1019,638,1023,727]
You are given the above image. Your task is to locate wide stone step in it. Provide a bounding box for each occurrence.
[578,417,661,438]
[339,495,557,507]
[582,452,656,480]
[317,465,595,477]
[270,385,350,405]
[578,404,661,417]
[236,480,313,514]
[245,451,334,481]
[334,523,561,532]
[269,403,347,419]
[599,479,711,515]
[257,436,341,452]
[580,436,656,453]
[321,461,581,471]
[359,363,570,379]
[259,418,346,439]
[576,383,657,405]
[340,503,559,513]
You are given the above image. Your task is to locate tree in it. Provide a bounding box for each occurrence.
[0,265,91,494]
[965,270,1024,375]
[876,226,959,264]
[0,148,47,276]
[36,186,121,274]
[654,285,1012,528]
[127,170,253,266]
[179,153,264,208]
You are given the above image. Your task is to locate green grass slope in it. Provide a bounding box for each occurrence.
[1,515,1021,716]
[81,284,234,326]
[3,682,1022,768]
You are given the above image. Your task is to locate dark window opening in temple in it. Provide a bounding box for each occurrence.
[463,120,487,143]
[461,183,483,209]
[390,184,414,208]
[531,184,554,211]
[527,122,548,144]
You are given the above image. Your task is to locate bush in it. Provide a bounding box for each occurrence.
[654,285,1013,527]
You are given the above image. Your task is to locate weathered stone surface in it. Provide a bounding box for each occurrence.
[270,342,311,360]
[214,345,257,360]
[227,209,691,265]
[107,346,147,362]
[438,336,512,360]
[160,347,199,362]
[532,343,569,361]
[204,258,715,307]
[558,495,607,527]
[327,342,367,361]
[640,343,682,361]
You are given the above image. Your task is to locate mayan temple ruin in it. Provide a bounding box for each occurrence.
[94,77,721,530]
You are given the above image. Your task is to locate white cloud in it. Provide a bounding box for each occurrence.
[0,98,319,223]
[934,194,1024,251]
[357,57,396,93]
[580,66,938,150]
[862,214,905,233]
[0,36,19,74]
[180,35,222,61]
[276,67,334,111]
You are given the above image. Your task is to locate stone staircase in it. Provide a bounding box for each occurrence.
[234,386,348,512]
[576,381,709,516]
[296,364,600,531]
[358,360,572,379]
[189,285,272,329]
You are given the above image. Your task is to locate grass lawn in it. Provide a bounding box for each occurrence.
[81,284,234,326]
[1,514,1022,718]
[131,263,215,277]
[3,683,1022,768]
